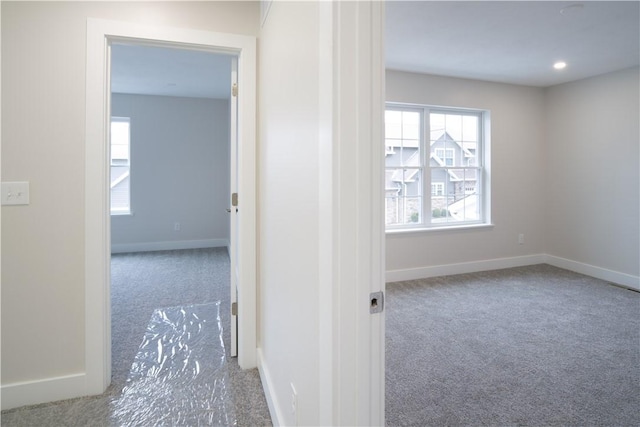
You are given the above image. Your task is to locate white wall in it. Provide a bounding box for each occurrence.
[258,2,321,425]
[111,94,229,252]
[545,68,640,279]
[258,3,386,425]
[385,68,639,288]
[385,70,547,278]
[1,0,257,401]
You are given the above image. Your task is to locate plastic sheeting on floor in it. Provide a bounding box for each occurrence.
[111,302,237,426]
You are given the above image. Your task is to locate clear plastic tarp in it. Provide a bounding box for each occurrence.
[111,302,237,426]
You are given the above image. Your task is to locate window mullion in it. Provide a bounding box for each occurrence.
[423,107,431,226]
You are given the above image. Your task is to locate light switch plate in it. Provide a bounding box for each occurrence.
[2,182,30,205]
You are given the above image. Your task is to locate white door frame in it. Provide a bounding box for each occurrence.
[85,18,257,395]
[333,2,385,424]
[229,56,239,358]
[318,1,385,424]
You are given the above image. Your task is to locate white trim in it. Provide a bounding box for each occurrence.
[369,3,386,426]
[86,18,257,399]
[544,255,640,291]
[1,373,86,410]
[386,254,546,283]
[330,2,385,425]
[256,349,280,427]
[111,239,229,254]
[386,222,495,235]
[85,17,112,397]
[386,253,640,291]
[0,3,3,408]
[317,2,334,424]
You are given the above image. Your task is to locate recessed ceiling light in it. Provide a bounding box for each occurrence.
[553,61,567,70]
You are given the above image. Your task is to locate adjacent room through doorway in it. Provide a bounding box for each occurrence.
[107,43,267,424]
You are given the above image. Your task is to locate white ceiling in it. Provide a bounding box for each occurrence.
[111,44,232,99]
[111,1,639,97]
[386,1,640,87]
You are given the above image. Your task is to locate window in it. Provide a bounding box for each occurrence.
[385,104,489,229]
[431,182,445,196]
[110,117,131,214]
[435,148,454,166]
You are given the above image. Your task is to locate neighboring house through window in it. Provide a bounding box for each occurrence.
[435,148,454,166]
[110,117,131,214]
[431,182,445,196]
[385,104,490,229]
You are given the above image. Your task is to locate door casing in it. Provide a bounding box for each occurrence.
[85,18,257,394]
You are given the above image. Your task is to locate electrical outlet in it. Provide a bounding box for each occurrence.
[518,233,524,245]
[290,382,297,425]
[174,222,181,232]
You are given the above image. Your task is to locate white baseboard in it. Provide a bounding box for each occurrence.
[111,238,229,254]
[386,254,546,283]
[1,373,86,410]
[257,348,281,427]
[544,255,640,291]
[386,253,639,291]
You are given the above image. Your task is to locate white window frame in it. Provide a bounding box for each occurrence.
[385,103,491,231]
[384,107,424,227]
[110,116,131,215]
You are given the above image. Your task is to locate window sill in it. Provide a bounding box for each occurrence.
[386,223,494,236]
[111,211,133,217]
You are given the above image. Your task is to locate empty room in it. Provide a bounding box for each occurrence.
[1,1,638,426]
[384,1,639,426]
[108,44,271,425]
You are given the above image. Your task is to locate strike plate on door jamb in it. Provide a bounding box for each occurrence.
[370,291,384,314]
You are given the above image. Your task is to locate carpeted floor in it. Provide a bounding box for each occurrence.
[1,248,272,427]
[4,256,638,426]
[385,264,640,426]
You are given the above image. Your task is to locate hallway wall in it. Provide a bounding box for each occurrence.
[1,0,258,408]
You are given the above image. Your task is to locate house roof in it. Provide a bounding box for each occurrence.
[430,131,475,157]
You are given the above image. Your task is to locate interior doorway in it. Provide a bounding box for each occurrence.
[108,43,234,256]
[108,42,237,381]
[85,19,257,395]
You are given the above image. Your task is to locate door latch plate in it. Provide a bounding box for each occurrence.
[370,291,384,314]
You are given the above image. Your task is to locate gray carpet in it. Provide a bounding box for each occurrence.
[385,264,640,426]
[4,257,638,426]
[1,248,272,427]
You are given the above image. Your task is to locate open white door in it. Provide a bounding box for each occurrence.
[229,56,239,358]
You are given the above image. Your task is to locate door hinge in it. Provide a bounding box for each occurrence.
[232,302,237,316]
[231,192,238,207]
[232,83,238,97]
[370,291,384,314]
